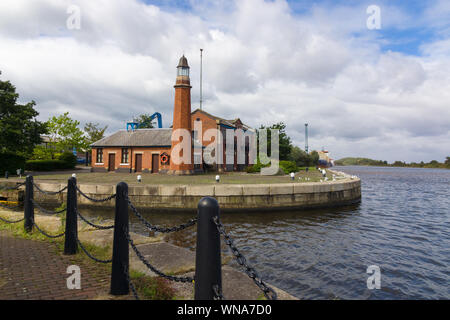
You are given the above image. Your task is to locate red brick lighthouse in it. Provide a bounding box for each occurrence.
[169,55,194,175]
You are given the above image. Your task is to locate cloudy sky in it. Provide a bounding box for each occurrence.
[1,0,449,162]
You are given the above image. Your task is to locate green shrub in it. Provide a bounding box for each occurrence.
[130,271,177,300]
[246,163,262,173]
[246,158,298,174]
[0,152,26,176]
[31,145,54,160]
[58,151,77,169]
[245,158,270,173]
[25,151,77,171]
[25,160,66,171]
[279,160,298,174]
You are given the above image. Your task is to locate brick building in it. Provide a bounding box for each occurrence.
[91,55,254,174]
[191,108,254,172]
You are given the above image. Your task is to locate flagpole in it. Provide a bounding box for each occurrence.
[200,48,203,110]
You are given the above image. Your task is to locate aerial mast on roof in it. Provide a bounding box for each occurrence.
[200,48,203,110]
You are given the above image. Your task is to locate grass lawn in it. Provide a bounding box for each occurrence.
[0,167,335,185]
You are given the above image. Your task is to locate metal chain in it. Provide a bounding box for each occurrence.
[213,216,277,300]
[76,238,112,263]
[32,220,65,238]
[33,182,67,195]
[123,264,140,300]
[0,182,25,190]
[76,209,114,230]
[76,186,116,203]
[127,196,197,233]
[31,199,66,215]
[213,284,224,300]
[0,202,23,223]
[125,227,194,283]
[0,215,24,224]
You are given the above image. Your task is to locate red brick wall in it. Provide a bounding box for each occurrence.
[92,147,170,172]
[190,111,251,171]
[191,110,218,147]
[170,83,194,172]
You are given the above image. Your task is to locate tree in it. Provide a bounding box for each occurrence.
[31,145,54,160]
[45,112,87,158]
[84,122,108,147]
[309,150,319,166]
[258,122,292,160]
[0,71,47,157]
[289,146,310,167]
[133,114,155,129]
[288,146,320,167]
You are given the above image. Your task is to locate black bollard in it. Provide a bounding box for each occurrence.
[110,182,129,295]
[194,197,222,300]
[24,175,34,233]
[5,171,8,179]
[64,177,78,254]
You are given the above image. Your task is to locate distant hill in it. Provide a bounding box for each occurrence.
[335,157,450,169]
[334,157,388,166]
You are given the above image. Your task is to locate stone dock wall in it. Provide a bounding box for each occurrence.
[18,177,361,212]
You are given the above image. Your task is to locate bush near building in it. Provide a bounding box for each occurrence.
[25,160,66,171]
[0,152,26,176]
[245,157,269,173]
[279,160,298,174]
[58,151,77,168]
[25,152,77,171]
[246,159,298,174]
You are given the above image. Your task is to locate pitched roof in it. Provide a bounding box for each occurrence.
[91,128,172,147]
[191,108,253,130]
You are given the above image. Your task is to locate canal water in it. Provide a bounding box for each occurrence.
[79,166,450,299]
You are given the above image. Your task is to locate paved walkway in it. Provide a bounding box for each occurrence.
[0,231,112,300]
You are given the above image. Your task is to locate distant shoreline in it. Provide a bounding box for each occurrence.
[334,157,449,169]
[335,164,449,170]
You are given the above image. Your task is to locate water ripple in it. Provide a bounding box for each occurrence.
[79,166,450,299]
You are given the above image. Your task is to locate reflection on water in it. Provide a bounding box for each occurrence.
[78,166,450,299]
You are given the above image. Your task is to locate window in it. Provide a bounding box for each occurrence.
[193,130,200,144]
[121,148,129,163]
[194,154,202,170]
[96,148,103,163]
[177,67,189,77]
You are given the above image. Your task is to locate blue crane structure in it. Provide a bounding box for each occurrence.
[126,112,163,131]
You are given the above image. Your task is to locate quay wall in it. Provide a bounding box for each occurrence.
[18,177,361,212]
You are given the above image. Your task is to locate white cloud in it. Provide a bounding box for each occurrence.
[0,0,449,162]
